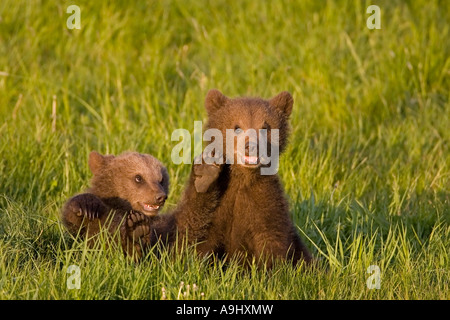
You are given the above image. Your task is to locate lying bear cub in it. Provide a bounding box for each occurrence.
[61,150,223,258]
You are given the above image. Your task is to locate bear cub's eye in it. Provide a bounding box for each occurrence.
[234,125,243,134]
[135,175,143,183]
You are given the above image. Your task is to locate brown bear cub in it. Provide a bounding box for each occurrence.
[61,151,222,258]
[196,89,312,268]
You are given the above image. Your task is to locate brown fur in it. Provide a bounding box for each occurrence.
[61,151,223,258]
[196,89,312,268]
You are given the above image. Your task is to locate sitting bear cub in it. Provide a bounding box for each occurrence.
[61,150,222,258]
[195,89,313,268]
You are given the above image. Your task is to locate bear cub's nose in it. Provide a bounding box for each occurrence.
[155,193,167,205]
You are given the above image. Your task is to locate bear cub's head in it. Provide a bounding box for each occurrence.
[88,151,169,216]
[204,89,293,174]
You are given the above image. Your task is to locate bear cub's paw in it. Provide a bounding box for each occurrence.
[193,151,223,193]
[65,193,108,221]
[126,211,151,240]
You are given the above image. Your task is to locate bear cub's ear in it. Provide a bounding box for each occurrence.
[88,151,114,175]
[269,91,294,117]
[205,89,228,115]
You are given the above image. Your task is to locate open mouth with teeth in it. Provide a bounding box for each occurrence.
[235,152,272,168]
[140,203,162,216]
[238,154,261,168]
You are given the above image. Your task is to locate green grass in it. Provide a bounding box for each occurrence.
[0,0,448,299]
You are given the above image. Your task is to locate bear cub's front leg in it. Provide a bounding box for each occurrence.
[193,149,224,193]
[193,158,222,193]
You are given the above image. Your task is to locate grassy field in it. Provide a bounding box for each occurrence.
[0,0,448,300]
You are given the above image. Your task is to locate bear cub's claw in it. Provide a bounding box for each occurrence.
[65,193,107,221]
